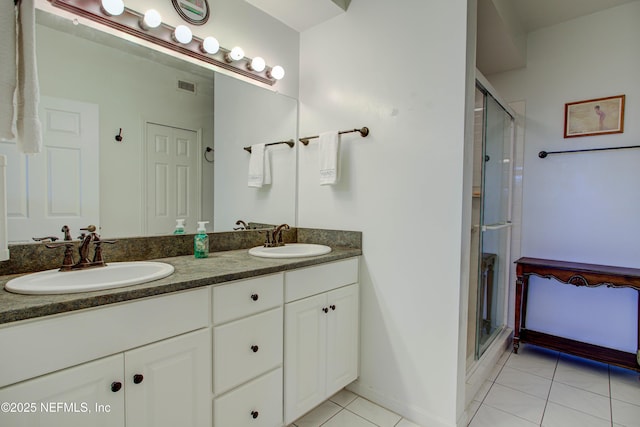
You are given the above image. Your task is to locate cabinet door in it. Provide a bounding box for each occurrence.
[326,284,359,395]
[0,354,124,427]
[283,293,327,424]
[124,329,211,427]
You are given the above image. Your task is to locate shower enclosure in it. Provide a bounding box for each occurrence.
[467,81,514,363]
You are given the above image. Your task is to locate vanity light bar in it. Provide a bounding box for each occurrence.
[48,0,284,86]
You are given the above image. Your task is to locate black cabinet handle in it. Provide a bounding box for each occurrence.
[250,294,259,301]
[133,374,144,384]
[251,345,259,353]
[330,304,336,311]
[251,410,259,419]
[111,381,122,392]
[322,307,329,313]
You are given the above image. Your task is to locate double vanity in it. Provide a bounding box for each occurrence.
[0,229,361,427]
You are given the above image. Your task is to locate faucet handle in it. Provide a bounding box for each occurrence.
[33,236,60,243]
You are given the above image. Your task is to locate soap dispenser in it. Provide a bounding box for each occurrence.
[194,221,209,258]
[173,219,186,235]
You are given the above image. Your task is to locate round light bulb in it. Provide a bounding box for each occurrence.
[226,46,244,62]
[249,57,266,72]
[173,25,192,44]
[201,36,219,54]
[268,65,285,80]
[101,0,124,16]
[141,9,162,30]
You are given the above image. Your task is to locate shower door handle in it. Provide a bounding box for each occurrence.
[481,221,512,232]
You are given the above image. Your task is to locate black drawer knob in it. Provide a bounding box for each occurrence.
[133,374,144,384]
[251,410,259,419]
[322,307,329,313]
[330,304,336,311]
[111,381,122,392]
[251,345,259,353]
[251,294,259,301]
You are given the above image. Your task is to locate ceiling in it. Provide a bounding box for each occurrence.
[477,0,639,75]
[243,0,638,74]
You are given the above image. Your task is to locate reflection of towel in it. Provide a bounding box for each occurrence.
[263,147,272,185]
[248,144,266,187]
[0,2,16,141]
[319,131,339,185]
[15,0,42,154]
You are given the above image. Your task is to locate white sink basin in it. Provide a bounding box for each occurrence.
[248,243,332,259]
[4,261,175,295]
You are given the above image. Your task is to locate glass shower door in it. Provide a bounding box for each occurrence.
[476,90,513,358]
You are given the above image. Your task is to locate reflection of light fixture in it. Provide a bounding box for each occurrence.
[140,9,161,30]
[248,57,266,72]
[101,0,124,16]
[49,0,285,85]
[201,36,219,54]
[225,47,244,62]
[267,65,285,80]
[173,25,192,44]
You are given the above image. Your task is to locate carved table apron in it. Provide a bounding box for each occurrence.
[514,257,640,372]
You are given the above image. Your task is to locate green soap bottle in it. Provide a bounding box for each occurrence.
[194,221,209,258]
[173,219,186,235]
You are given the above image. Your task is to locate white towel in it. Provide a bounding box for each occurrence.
[263,147,272,185]
[0,1,16,141]
[248,143,266,187]
[15,0,43,154]
[319,131,339,185]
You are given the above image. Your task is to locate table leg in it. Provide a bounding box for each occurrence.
[513,275,524,353]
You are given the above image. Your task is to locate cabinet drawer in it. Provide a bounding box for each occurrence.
[214,368,283,427]
[213,273,283,324]
[285,258,358,303]
[214,308,283,394]
[0,288,209,388]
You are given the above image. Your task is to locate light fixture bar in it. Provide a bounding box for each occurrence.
[48,0,279,86]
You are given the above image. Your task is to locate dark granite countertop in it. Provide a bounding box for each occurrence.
[0,246,361,325]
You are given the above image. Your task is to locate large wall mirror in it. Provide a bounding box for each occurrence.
[0,9,297,242]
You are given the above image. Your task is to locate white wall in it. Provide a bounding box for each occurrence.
[488,2,640,351]
[298,1,470,426]
[213,73,297,231]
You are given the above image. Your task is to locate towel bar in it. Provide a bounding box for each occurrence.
[244,139,295,153]
[539,144,640,158]
[299,127,369,145]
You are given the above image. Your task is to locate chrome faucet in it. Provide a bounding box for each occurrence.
[264,224,289,247]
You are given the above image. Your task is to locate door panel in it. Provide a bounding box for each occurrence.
[146,123,200,235]
[0,96,99,242]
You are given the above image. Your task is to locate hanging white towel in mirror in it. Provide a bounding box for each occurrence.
[0,1,16,141]
[263,147,272,185]
[15,0,43,154]
[248,143,269,187]
[319,131,339,185]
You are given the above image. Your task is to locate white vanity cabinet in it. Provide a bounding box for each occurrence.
[283,258,359,425]
[212,273,284,427]
[0,288,211,427]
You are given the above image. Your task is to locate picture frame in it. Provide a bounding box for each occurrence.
[564,94,625,138]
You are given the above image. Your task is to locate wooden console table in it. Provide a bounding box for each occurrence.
[514,257,640,372]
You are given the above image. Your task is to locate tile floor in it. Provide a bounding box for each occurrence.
[290,345,640,427]
[289,388,421,427]
[468,344,640,427]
